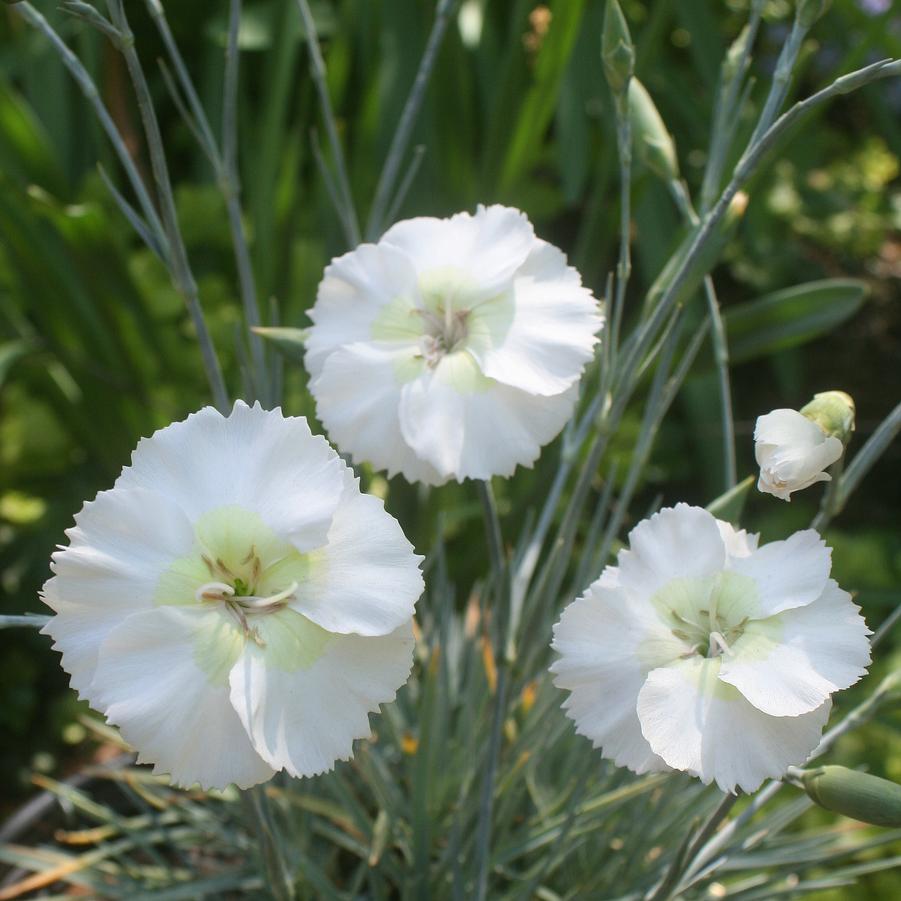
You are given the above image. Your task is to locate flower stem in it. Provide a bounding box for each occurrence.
[366,0,458,239]
[646,791,740,901]
[222,0,268,404]
[833,398,901,519]
[610,92,633,363]
[474,479,509,900]
[810,453,844,533]
[616,57,901,409]
[667,178,736,492]
[106,0,231,413]
[294,0,361,246]
[241,786,295,901]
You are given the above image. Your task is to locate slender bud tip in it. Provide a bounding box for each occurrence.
[602,0,635,96]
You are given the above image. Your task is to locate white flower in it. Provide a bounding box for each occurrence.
[305,204,603,485]
[755,408,843,501]
[41,402,424,790]
[551,504,870,793]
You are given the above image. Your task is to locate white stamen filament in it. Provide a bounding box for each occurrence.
[196,581,235,602]
[709,630,734,658]
[234,581,299,609]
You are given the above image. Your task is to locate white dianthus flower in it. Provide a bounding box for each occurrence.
[551,504,870,793]
[755,408,843,501]
[305,204,603,485]
[41,402,424,790]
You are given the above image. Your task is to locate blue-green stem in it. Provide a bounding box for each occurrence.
[222,0,268,403]
[146,0,268,404]
[106,0,230,412]
[294,0,361,246]
[700,0,764,212]
[366,0,458,239]
[16,4,165,247]
[474,479,508,901]
[669,178,736,491]
[241,786,295,901]
[747,9,809,147]
[616,57,901,413]
[610,92,633,363]
[646,791,740,901]
[834,398,901,518]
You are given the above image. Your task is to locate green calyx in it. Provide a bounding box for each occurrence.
[801,765,901,827]
[602,0,634,96]
[800,390,856,443]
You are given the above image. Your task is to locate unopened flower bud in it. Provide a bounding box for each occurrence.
[602,0,634,96]
[800,390,856,444]
[628,78,679,182]
[802,766,901,827]
[722,24,752,85]
[754,403,845,502]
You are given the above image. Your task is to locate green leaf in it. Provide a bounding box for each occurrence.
[706,475,754,523]
[725,279,869,364]
[498,0,588,193]
[0,338,32,389]
[252,326,309,362]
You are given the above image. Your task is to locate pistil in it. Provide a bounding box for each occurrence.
[195,578,300,648]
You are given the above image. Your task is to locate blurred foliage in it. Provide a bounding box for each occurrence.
[0,0,899,895]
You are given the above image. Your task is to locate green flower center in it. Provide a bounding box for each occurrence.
[652,571,759,660]
[156,506,333,681]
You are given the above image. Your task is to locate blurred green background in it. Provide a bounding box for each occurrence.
[0,0,899,890]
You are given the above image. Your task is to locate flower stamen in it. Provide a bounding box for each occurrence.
[195,581,235,602]
[708,630,734,658]
[233,580,299,611]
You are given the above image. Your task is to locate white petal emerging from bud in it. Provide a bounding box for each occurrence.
[754,408,844,501]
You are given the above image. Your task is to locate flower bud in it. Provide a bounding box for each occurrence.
[754,405,845,501]
[722,24,752,85]
[602,0,634,96]
[628,78,679,182]
[800,390,856,444]
[802,766,901,827]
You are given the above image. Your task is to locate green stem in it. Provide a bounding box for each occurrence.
[145,0,268,403]
[106,0,230,413]
[473,479,508,901]
[835,398,901,516]
[222,0,268,403]
[703,276,737,491]
[366,0,458,239]
[616,57,901,407]
[668,179,736,492]
[610,92,633,362]
[241,786,295,901]
[700,0,764,211]
[16,4,165,245]
[648,792,740,901]
[747,11,809,147]
[681,668,901,891]
[294,0,361,246]
[810,453,844,533]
